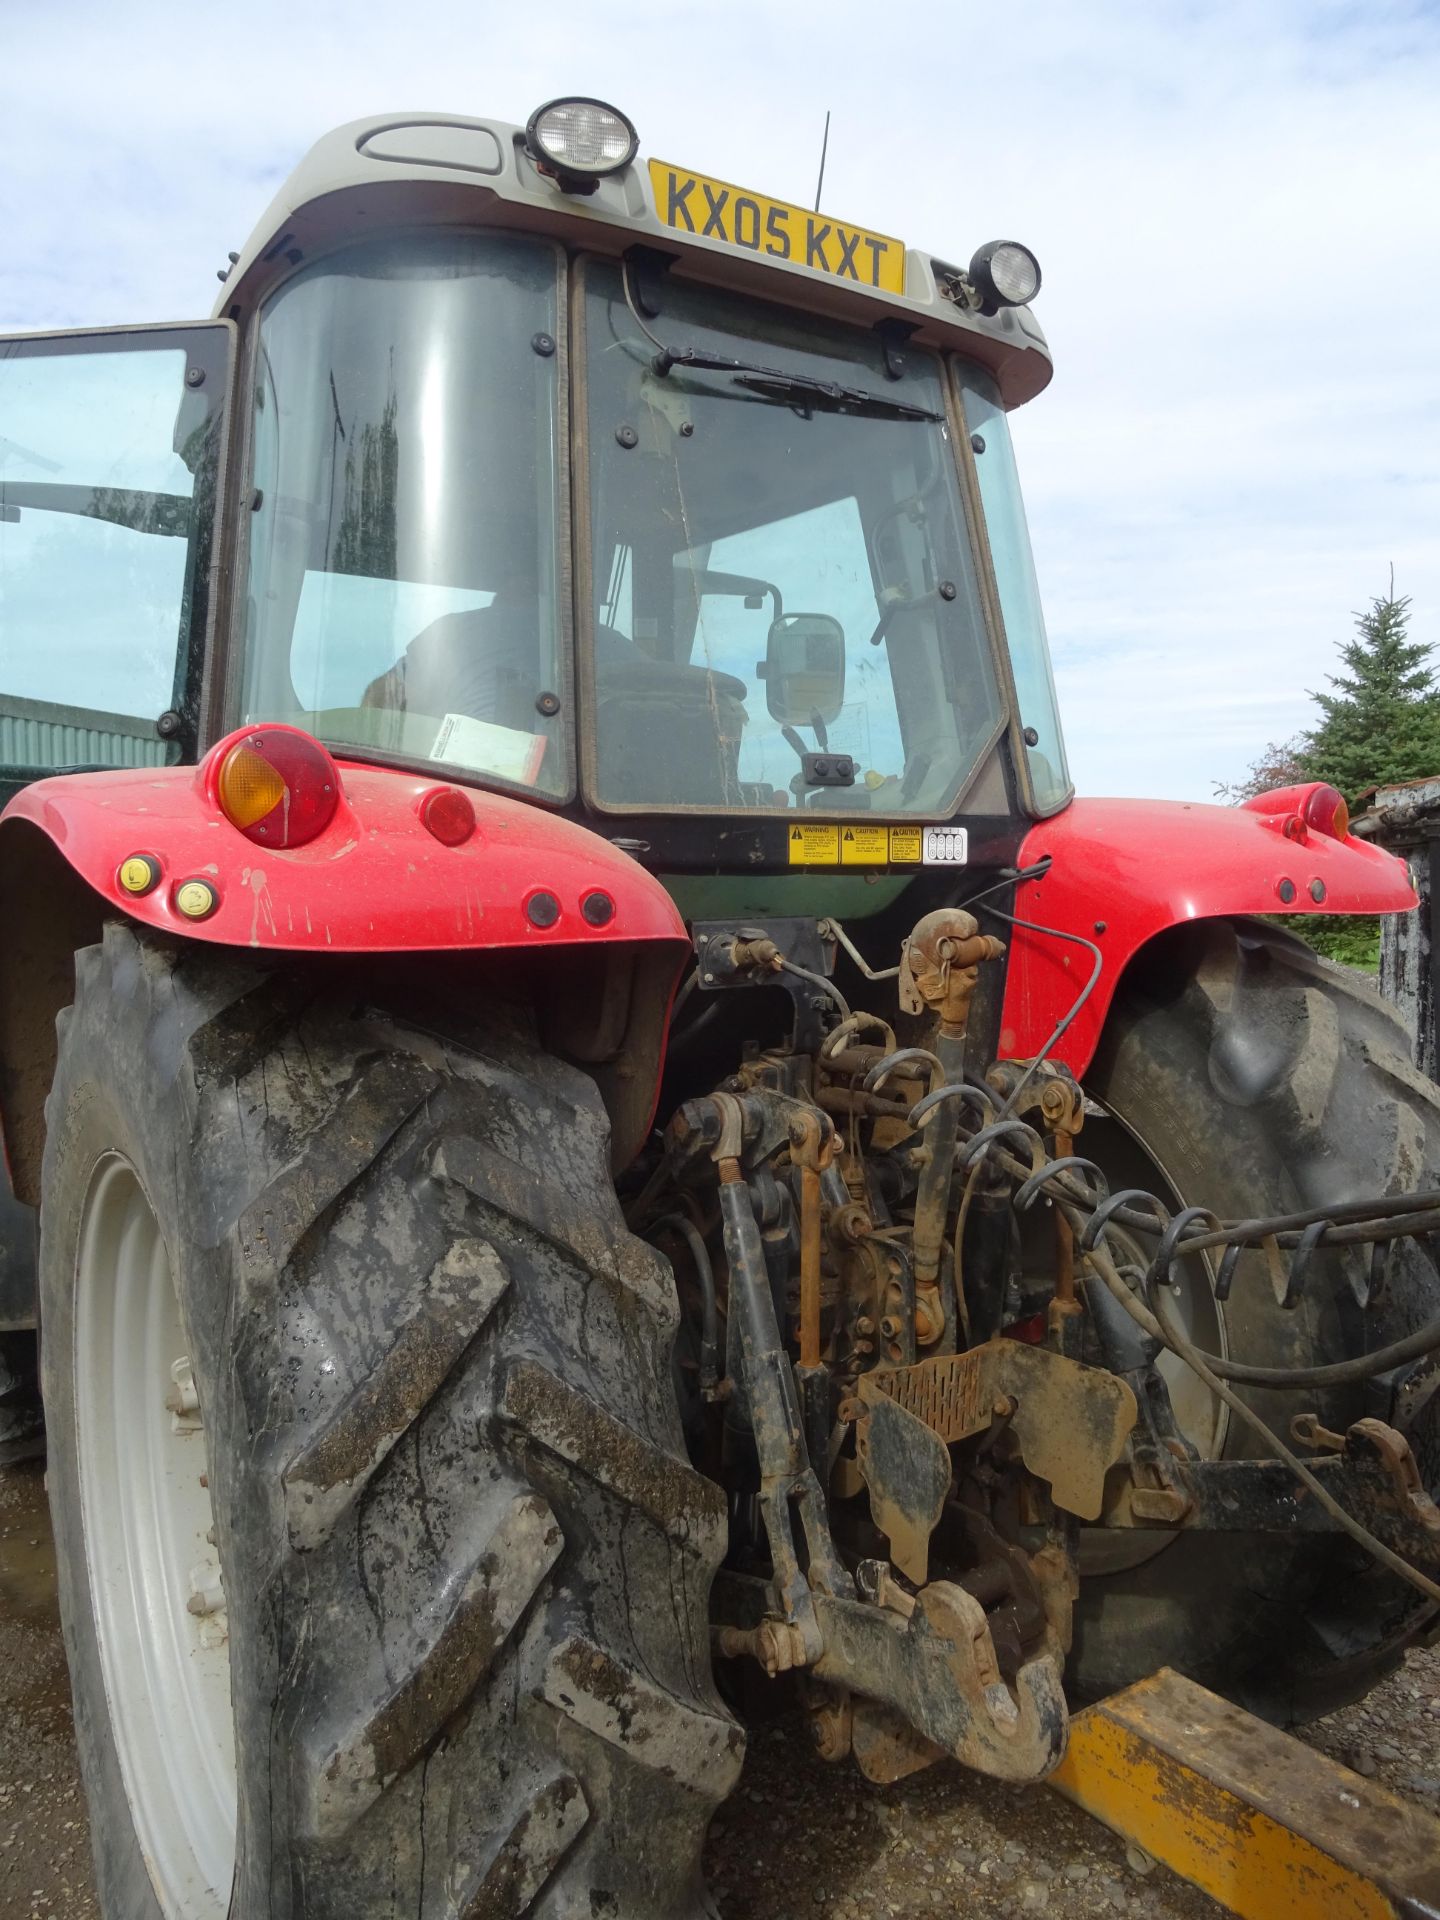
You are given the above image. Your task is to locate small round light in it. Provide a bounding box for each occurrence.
[419,786,476,847]
[118,854,161,896]
[526,97,638,182]
[581,890,615,927]
[175,879,218,920]
[214,726,339,849]
[1276,877,1297,905]
[526,890,561,929]
[1302,784,1350,841]
[968,240,1042,314]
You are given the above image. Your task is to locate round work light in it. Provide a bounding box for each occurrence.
[526,97,638,186]
[967,240,1043,314]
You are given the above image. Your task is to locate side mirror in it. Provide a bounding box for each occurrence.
[762,613,845,726]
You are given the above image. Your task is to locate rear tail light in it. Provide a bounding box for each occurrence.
[215,727,339,848]
[1302,784,1350,841]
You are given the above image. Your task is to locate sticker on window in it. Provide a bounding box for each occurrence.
[431,713,547,786]
[922,827,968,865]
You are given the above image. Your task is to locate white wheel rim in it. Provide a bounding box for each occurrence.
[74,1155,237,1919]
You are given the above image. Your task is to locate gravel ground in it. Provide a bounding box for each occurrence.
[705,1642,1440,1919]
[1,1455,1435,1919]
[0,1462,97,1920]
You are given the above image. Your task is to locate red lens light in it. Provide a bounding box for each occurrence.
[419,786,476,847]
[1302,784,1350,841]
[215,727,339,848]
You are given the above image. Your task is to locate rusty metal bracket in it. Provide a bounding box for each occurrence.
[853,1390,951,1584]
[1103,1446,1440,1568]
[985,1057,1085,1138]
[859,1339,1137,1522]
[1343,1416,1440,1537]
[810,1581,1068,1782]
[690,916,840,1054]
[850,1700,945,1783]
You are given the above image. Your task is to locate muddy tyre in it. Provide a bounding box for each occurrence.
[41,922,741,1919]
[1073,917,1440,1722]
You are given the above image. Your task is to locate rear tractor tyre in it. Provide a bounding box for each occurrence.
[41,921,741,1919]
[1073,916,1440,1722]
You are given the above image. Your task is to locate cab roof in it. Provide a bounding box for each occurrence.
[215,112,1052,409]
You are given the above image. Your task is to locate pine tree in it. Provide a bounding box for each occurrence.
[1305,584,1440,802]
[1220,580,1440,972]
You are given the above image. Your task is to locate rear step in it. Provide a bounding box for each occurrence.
[1049,1667,1440,1920]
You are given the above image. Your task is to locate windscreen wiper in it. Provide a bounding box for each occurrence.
[651,343,938,420]
[730,370,939,422]
[620,260,940,421]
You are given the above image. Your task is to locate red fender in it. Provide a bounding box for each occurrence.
[998,794,1416,1079]
[0,729,687,958]
[0,730,691,1199]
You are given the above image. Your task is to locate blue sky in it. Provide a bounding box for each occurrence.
[2,0,1437,800]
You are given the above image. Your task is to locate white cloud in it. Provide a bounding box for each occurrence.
[2,0,1436,801]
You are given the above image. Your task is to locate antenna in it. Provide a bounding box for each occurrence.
[814,109,831,213]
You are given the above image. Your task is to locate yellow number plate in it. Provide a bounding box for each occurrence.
[649,160,906,295]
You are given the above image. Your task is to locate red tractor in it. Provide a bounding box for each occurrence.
[1,98,1437,1920]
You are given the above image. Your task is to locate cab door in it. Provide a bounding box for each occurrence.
[0,319,234,1327]
[0,320,235,808]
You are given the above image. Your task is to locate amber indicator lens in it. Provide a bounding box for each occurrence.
[218,745,285,827]
[216,728,339,848]
[1302,784,1350,841]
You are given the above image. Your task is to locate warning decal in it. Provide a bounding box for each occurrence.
[840,825,890,866]
[788,823,841,865]
[887,827,923,863]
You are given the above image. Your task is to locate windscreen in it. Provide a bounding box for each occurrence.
[583,263,1003,812]
[240,233,568,797]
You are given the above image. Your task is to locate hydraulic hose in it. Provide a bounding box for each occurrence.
[648,1212,721,1395]
[1076,1225,1440,1608]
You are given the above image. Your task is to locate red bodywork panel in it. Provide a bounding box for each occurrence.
[0,743,688,958]
[998,795,1417,1080]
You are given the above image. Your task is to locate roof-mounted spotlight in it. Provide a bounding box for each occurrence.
[525,97,639,195]
[966,240,1042,315]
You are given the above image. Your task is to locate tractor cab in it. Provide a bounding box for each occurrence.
[0,100,1069,876]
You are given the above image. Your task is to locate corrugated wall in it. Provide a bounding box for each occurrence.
[0,696,168,772]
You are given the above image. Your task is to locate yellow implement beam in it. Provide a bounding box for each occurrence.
[1049,1668,1440,1920]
